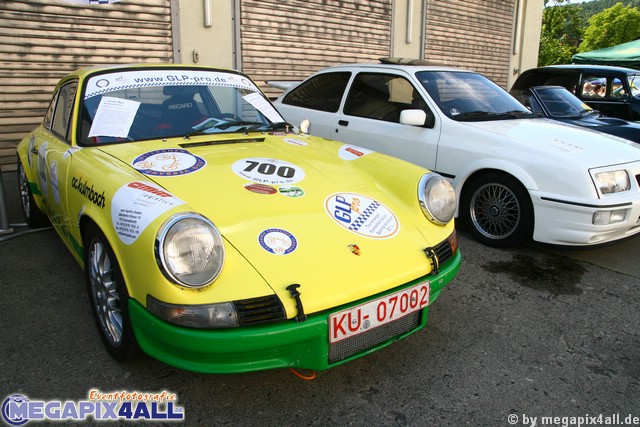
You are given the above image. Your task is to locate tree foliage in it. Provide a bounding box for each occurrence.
[578,3,640,52]
[539,0,640,65]
[580,0,640,16]
[538,0,583,66]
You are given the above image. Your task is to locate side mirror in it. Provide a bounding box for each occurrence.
[400,109,435,128]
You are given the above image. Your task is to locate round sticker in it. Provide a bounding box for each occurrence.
[339,144,373,161]
[232,158,305,185]
[325,193,399,239]
[244,183,277,195]
[258,228,298,255]
[132,149,205,176]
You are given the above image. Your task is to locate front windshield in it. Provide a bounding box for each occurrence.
[530,86,593,118]
[416,70,533,121]
[78,68,286,145]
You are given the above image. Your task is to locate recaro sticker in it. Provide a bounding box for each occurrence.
[111,181,185,245]
[325,193,399,239]
[338,144,373,161]
[258,228,298,255]
[132,149,205,176]
[232,158,305,185]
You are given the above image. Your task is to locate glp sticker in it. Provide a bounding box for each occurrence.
[338,144,373,161]
[132,149,205,176]
[325,193,399,239]
[232,158,304,185]
[258,228,298,255]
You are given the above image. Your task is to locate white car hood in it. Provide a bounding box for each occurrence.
[460,118,640,166]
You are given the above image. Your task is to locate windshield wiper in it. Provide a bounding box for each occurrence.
[184,119,294,138]
[260,121,294,132]
[452,110,534,121]
[451,111,495,120]
[494,110,535,119]
[184,119,263,138]
[578,109,597,117]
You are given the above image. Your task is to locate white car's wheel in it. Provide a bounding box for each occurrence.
[462,172,533,247]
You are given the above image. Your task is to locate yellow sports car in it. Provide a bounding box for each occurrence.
[16,64,461,373]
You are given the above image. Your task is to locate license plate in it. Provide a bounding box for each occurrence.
[329,281,430,343]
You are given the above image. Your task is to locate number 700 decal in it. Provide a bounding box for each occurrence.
[232,158,305,185]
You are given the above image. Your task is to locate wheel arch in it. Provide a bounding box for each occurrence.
[458,168,536,246]
[455,162,538,215]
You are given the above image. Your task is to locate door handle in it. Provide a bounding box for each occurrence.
[338,120,349,127]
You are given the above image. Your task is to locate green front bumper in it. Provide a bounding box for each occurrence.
[129,250,461,374]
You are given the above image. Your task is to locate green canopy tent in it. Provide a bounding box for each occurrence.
[572,39,640,68]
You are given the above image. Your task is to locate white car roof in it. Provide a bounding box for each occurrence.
[319,63,472,73]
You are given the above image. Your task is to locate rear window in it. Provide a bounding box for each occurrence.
[282,72,351,112]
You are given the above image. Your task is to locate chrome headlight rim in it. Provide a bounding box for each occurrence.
[155,212,225,289]
[418,172,457,225]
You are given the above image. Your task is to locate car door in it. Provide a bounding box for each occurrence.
[32,79,78,234]
[329,71,441,171]
[578,74,634,120]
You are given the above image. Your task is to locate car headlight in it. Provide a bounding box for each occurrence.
[418,173,456,225]
[147,295,238,328]
[155,213,225,288]
[594,170,630,194]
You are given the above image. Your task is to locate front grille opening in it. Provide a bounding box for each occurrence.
[431,239,453,265]
[329,311,421,364]
[234,295,286,326]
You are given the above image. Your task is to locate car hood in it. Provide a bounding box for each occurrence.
[98,133,449,314]
[460,117,640,165]
[556,115,640,144]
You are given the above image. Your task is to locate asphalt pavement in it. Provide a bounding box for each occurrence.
[1,169,639,426]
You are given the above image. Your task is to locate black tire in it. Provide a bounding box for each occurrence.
[17,159,50,228]
[461,172,533,248]
[83,223,139,361]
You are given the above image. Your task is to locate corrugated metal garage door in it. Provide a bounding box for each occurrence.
[0,0,173,171]
[424,0,515,88]
[240,0,393,98]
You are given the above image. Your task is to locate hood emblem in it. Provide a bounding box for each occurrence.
[347,244,361,256]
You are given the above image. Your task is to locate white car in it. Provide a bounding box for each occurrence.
[272,58,640,247]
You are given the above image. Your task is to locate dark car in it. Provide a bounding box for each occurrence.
[511,65,640,121]
[514,85,640,144]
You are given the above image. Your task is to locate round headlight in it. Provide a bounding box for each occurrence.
[156,213,225,288]
[418,173,456,225]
